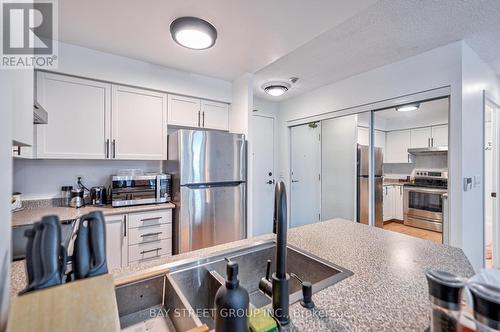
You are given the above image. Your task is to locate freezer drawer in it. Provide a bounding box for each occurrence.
[176,183,246,254]
[168,130,246,185]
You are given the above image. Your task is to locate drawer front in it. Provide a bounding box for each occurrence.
[129,238,172,262]
[128,223,172,245]
[128,209,172,229]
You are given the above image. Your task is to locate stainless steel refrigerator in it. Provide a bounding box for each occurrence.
[167,130,247,254]
[356,144,384,227]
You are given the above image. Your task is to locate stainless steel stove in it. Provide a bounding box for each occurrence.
[403,169,448,232]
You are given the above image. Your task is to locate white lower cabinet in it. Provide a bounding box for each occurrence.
[127,209,172,264]
[394,185,404,220]
[105,214,128,270]
[105,209,173,269]
[383,185,404,222]
[383,186,394,221]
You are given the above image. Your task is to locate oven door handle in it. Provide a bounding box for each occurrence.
[403,186,447,194]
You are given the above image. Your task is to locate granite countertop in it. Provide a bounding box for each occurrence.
[11,220,474,331]
[12,202,175,227]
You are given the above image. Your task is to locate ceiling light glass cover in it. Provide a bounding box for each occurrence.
[170,17,217,50]
[262,82,291,97]
[396,103,420,112]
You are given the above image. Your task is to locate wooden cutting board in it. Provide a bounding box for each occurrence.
[7,274,120,332]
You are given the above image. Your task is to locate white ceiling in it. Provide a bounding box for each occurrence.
[57,0,376,81]
[374,98,449,131]
[58,1,500,102]
[254,0,500,101]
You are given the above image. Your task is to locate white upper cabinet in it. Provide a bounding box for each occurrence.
[201,100,229,131]
[168,94,229,131]
[112,85,167,160]
[386,130,411,163]
[12,68,34,147]
[167,94,201,128]
[36,72,111,159]
[410,127,432,148]
[431,125,448,147]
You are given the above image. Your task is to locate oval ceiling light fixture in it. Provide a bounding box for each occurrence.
[396,103,420,112]
[170,17,217,50]
[262,81,291,97]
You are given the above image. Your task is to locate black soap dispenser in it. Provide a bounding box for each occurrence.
[214,259,249,332]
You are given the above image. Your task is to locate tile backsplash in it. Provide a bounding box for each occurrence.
[13,159,162,200]
[383,154,447,178]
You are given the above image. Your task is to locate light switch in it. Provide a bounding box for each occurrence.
[464,177,473,191]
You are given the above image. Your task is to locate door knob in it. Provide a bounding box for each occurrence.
[268,172,273,176]
[266,180,274,185]
[291,180,299,183]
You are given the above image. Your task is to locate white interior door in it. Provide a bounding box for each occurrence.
[290,123,321,228]
[252,115,275,236]
[485,100,500,268]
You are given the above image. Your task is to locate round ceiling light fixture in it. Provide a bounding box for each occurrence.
[396,103,420,112]
[170,17,217,50]
[262,81,291,97]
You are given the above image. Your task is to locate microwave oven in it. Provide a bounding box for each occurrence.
[111,173,171,207]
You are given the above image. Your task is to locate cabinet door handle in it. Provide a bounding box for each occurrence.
[428,138,430,147]
[112,139,116,158]
[140,232,162,238]
[140,248,162,255]
[431,137,434,147]
[106,139,110,158]
[123,215,127,237]
[202,112,205,127]
[198,111,201,127]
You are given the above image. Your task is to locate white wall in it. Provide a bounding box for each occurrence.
[53,42,232,103]
[253,97,279,118]
[0,71,14,330]
[13,159,161,200]
[277,42,482,265]
[460,42,500,269]
[230,74,254,236]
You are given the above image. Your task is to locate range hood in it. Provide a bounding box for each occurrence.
[33,100,48,124]
[408,147,448,155]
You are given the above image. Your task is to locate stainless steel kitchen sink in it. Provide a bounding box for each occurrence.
[116,241,353,331]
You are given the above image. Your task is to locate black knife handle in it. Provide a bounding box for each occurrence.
[37,215,63,289]
[74,211,108,279]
